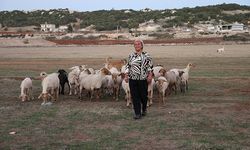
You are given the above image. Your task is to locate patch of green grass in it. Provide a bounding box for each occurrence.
[5,107,58,130]
[0,56,250,149]
[0,68,38,77]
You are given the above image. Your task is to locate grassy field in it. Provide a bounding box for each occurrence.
[0,45,250,149]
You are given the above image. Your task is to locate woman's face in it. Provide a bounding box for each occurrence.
[134,41,143,53]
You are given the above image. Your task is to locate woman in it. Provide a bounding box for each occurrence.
[125,39,153,120]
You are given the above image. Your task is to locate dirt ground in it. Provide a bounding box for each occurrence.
[0,44,250,149]
[0,44,250,59]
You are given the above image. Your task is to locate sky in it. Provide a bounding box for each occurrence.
[1,0,250,11]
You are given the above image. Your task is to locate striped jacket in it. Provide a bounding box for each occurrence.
[125,51,153,80]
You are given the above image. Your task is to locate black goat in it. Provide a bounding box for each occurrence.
[58,69,70,95]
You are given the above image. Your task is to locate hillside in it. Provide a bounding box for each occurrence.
[0,3,250,32]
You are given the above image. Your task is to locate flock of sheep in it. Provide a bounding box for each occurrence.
[19,57,194,106]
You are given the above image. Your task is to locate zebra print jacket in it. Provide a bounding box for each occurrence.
[125,51,153,80]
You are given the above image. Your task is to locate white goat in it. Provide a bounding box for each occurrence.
[68,65,85,95]
[147,78,155,107]
[19,77,33,102]
[122,79,131,107]
[38,73,60,104]
[109,67,122,101]
[153,65,164,79]
[101,67,122,100]
[170,63,194,92]
[217,46,225,53]
[155,76,169,105]
[79,67,111,100]
[159,69,178,95]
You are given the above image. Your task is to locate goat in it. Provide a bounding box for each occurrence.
[217,46,225,53]
[38,73,60,104]
[105,57,127,71]
[79,67,111,100]
[19,77,33,102]
[58,69,70,95]
[155,76,169,106]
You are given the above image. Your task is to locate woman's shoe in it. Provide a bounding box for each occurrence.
[142,111,147,117]
[134,114,141,120]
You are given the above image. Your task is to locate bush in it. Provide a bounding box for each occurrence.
[223,34,250,41]
[23,39,29,44]
[149,33,174,39]
[45,36,57,40]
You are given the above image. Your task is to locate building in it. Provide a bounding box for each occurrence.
[217,22,245,32]
[58,25,68,32]
[40,22,56,32]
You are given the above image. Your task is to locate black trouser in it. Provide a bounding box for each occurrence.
[129,79,148,116]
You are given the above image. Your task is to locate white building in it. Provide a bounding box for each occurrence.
[40,22,56,32]
[58,25,68,32]
[141,8,152,12]
[217,22,245,32]
[231,22,244,31]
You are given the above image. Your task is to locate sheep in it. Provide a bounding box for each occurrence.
[79,67,111,100]
[58,69,70,95]
[155,76,169,105]
[170,63,194,92]
[38,73,60,104]
[19,77,33,102]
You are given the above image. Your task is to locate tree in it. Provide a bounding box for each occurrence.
[67,24,73,32]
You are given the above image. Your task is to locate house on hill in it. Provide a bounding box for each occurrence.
[217,22,247,33]
[40,22,56,32]
[58,25,68,32]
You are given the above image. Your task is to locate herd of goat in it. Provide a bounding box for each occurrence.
[19,57,194,106]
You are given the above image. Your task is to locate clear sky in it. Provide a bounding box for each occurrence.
[1,0,249,11]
